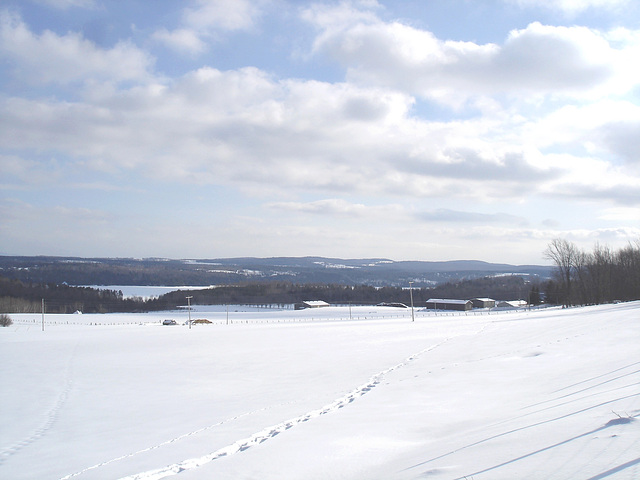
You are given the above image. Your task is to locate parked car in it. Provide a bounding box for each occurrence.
[162,319,177,325]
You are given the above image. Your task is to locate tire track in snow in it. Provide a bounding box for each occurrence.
[117,338,453,480]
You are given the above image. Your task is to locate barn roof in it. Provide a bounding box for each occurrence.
[426,298,472,305]
[301,300,330,307]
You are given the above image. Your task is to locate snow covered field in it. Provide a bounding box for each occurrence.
[1,302,639,480]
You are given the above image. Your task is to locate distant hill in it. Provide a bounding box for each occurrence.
[0,255,552,287]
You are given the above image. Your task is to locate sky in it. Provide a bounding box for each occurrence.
[1,0,639,265]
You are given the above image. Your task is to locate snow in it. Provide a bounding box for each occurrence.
[82,286,212,300]
[1,302,639,480]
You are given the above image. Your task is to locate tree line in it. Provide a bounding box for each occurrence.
[543,238,640,307]
[0,258,241,287]
[146,283,417,309]
[146,276,538,309]
[3,240,637,314]
[0,276,146,313]
[1,274,538,314]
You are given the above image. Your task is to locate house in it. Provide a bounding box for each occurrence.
[496,300,528,309]
[425,298,473,311]
[471,298,496,308]
[294,300,330,310]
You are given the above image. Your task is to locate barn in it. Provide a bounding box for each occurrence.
[294,300,330,310]
[496,300,528,309]
[472,298,496,308]
[425,298,473,311]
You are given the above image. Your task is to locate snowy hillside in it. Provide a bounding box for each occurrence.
[1,302,638,479]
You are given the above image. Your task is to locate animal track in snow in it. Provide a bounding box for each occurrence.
[59,405,287,480]
[117,339,451,480]
[1,346,76,465]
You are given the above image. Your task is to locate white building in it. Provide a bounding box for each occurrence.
[496,300,528,309]
[294,300,330,310]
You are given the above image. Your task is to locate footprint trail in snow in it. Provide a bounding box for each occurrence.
[117,338,451,480]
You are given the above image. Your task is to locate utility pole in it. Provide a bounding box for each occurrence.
[41,298,45,331]
[409,281,415,322]
[186,296,193,329]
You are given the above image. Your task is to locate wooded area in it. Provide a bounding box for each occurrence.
[145,276,533,310]
[0,256,551,288]
[543,238,640,306]
[2,239,638,314]
[1,275,535,314]
[0,276,144,313]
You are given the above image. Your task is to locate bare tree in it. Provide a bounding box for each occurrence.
[544,238,579,307]
[589,242,614,304]
[615,239,640,300]
[545,238,640,306]
[573,248,592,305]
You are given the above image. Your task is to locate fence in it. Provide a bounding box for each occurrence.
[7,305,557,328]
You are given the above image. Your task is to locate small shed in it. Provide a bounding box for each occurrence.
[294,300,330,310]
[425,299,473,311]
[472,298,496,308]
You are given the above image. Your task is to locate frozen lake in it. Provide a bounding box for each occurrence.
[83,285,213,300]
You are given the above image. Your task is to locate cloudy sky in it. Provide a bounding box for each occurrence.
[1,0,639,264]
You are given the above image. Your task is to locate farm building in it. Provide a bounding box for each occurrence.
[294,300,330,310]
[496,300,528,308]
[425,299,473,311]
[377,302,409,308]
[472,298,496,308]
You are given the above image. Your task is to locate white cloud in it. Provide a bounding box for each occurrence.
[558,227,640,248]
[0,11,154,84]
[0,198,112,236]
[183,0,260,32]
[524,100,640,164]
[0,5,632,213]
[301,1,380,31]
[267,199,406,220]
[2,63,635,209]
[507,0,629,14]
[598,206,640,222]
[151,28,206,55]
[0,154,62,187]
[1,0,638,262]
[0,197,147,257]
[153,0,265,53]
[268,199,369,217]
[498,23,614,91]
[417,209,528,226]
[304,6,639,104]
[1,1,639,263]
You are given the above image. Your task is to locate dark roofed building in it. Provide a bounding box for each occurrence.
[425,298,473,311]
